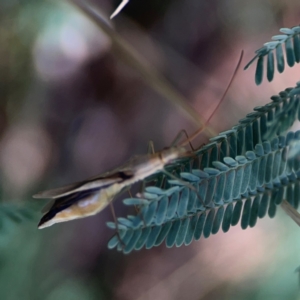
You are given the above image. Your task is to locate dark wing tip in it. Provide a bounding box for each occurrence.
[37,209,57,229]
[37,219,45,229]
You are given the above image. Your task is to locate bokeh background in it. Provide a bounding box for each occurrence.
[1,0,300,299]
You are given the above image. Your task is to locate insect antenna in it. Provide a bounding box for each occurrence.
[156,50,244,206]
[108,201,125,249]
[179,49,244,148]
[70,0,214,130]
[170,129,195,151]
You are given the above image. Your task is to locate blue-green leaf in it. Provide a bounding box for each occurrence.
[185,215,198,245]
[177,187,189,217]
[293,34,300,63]
[155,196,168,225]
[146,226,162,249]
[255,56,264,85]
[166,220,181,248]
[275,44,285,73]
[124,229,142,254]
[108,231,126,249]
[241,198,252,229]
[167,191,179,219]
[135,227,151,250]
[258,193,269,218]
[203,209,215,238]
[267,51,275,81]
[176,218,190,247]
[123,198,149,206]
[249,195,260,227]
[194,213,206,240]
[285,38,295,67]
[144,201,158,225]
[155,222,172,246]
[212,206,224,234]
[223,170,235,202]
[231,201,243,226]
[222,203,233,232]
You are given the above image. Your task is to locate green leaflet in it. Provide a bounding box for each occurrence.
[245,26,300,84]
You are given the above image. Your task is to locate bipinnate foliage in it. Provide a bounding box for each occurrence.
[108,81,300,253]
[67,2,300,254]
[245,26,300,85]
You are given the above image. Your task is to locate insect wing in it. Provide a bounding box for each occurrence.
[38,189,100,228]
[33,170,133,199]
[38,183,123,228]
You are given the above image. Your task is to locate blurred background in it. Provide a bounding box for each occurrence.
[1,0,300,299]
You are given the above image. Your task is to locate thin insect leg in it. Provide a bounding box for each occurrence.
[110,0,129,19]
[108,201,125,249]
[128,189,140,213]
[170,129,195,151]
[139,181,148,200]
[146,141,166,189]
[141,140,155,194]
[123,141,156,227]
[126,186,147,226]
[136,183,148,226]
[162,169,205,206]
[147,140,155,154]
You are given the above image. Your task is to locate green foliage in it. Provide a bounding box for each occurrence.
[244,26,300,85]
[0,201,105,300]
[264,83,300,139]
[0,203,38,230]
[107,83,300,253]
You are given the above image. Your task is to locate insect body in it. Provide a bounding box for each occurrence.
[35,147,188,228]
[34,34,243,229]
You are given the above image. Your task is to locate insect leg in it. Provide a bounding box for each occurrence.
[162,169,205,206]
[146,140,166,188]
[147,140,155,154]
[127,189,140,214]
[123,140,155,215]
[132,139,158,225]
[125,187,148,227]
[108,201,125,249]
[170,129,195,151]
[125,140,156,227]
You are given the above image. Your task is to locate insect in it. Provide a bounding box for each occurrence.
[34,147,189,228]
[34,51,243,229]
